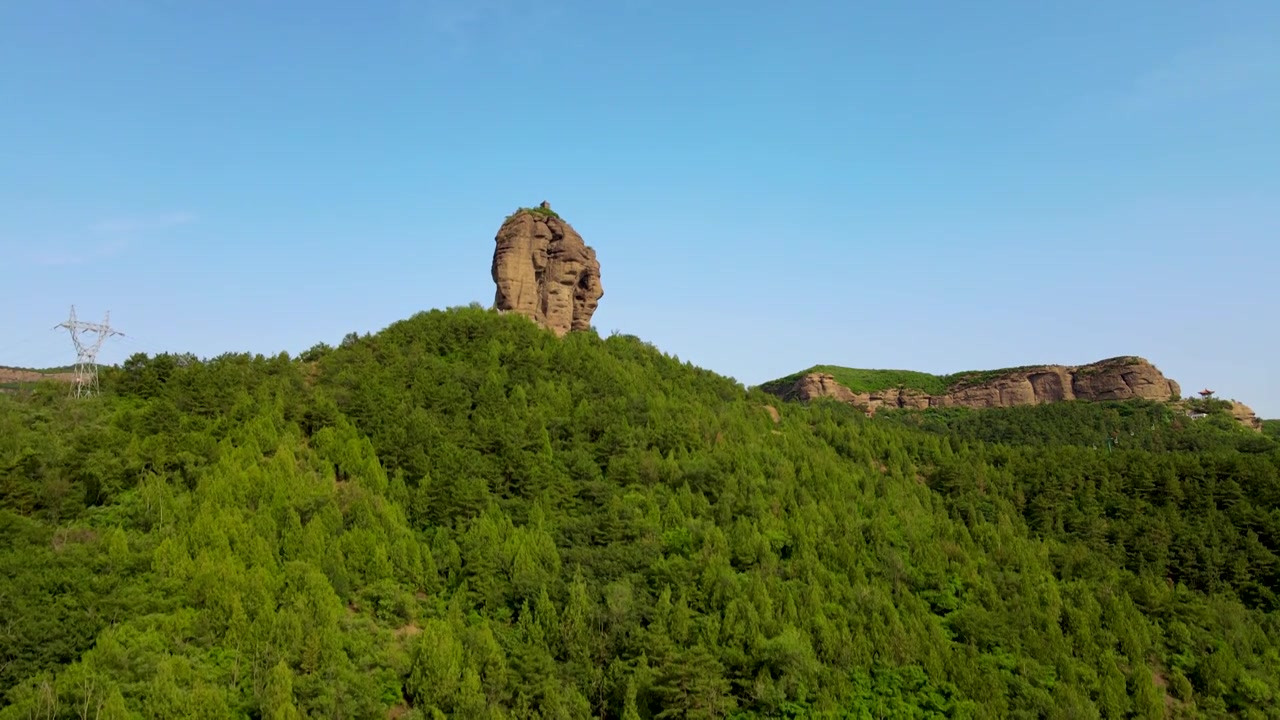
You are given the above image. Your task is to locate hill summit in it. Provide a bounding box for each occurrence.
[2,306,1279,717]
[491,201,603,337]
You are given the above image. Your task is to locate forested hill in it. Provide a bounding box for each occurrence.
[3,305,1279,718]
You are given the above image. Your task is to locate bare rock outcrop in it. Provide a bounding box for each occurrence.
[0,367,76,385]
[491,203,603,337]
[1231,401,1263,431]
[778,357,1184,415]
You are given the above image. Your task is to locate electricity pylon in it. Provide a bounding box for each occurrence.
[54,305,123,398]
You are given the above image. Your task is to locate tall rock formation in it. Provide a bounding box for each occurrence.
[491,202,603,337]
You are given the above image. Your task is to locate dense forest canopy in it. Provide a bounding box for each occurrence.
[2,305,1279,718]
[879,399,1277,455]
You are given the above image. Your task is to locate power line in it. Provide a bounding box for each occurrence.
[54,305,124,398]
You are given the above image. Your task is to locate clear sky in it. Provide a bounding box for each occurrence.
[2,1,1277,416]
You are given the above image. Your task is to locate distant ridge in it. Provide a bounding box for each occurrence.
[0,365,76,389]
[761,356,1267,431]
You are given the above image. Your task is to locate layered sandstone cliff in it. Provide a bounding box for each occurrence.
[491,202,603,337]
[774,356,1183,414]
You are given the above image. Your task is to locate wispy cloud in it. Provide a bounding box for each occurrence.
[400,0,565,57]
[91,212,195,235]
[30,211,196,267]
[1124,35,1280,112]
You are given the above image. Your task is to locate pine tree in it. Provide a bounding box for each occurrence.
[263,660,301,720]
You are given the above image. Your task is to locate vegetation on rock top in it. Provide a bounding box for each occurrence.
[759,364,1048,396]
[759,356,1153,398]
[505,205,562,222]
[0,365,75,374]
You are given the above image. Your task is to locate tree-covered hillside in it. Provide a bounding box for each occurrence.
[2,306,1279,718]
[880,400,1278,455]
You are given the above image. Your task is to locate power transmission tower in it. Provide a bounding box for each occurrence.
[54,305,123,398]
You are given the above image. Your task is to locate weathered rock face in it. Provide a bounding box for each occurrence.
[1231,401,1263,431]
[780,357,1183,415]
[491,203,603,337]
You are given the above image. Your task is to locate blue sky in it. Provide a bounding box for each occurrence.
[1,1,1277,416]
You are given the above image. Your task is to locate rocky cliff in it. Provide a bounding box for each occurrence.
[772,356,1183,414]
[491,202,603,337]
[1231,401,1264,432]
